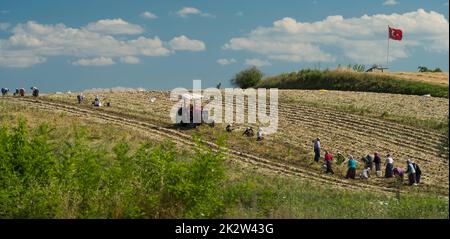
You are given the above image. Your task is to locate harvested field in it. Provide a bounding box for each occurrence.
[279,90,449,131]
[2,89,448,197]
[374,72,449,86]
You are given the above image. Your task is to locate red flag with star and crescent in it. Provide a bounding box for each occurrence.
[389,26,403,41]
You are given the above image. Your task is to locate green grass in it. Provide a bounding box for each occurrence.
[258,69,449,98]
[224,173,448,219]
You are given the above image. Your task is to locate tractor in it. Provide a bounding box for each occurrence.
[175,93,214,128]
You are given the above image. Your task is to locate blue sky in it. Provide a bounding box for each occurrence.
[0,0,448,92]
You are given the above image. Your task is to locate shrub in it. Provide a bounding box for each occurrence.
[0,120,226,218]
[257,69,449,98]
[231,67,263,89]
[418,66,443,73]
[352,64,366,72]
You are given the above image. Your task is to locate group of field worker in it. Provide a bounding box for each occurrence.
[312,138,422,186]
[226,124,264,141]
[76,94,111,107]
[1,87,39,97]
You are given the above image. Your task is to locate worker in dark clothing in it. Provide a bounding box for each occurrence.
[313,138,321,163]
[226,124,233,132]
[365,154,373,171]
[406,160,417,186]
[412,162,422,184]
[374,152,382,177]
[77,94,85,104]
[31,87,39,97]
[384,154,394,178]
[1,88,9,96]
[243,127,254,137]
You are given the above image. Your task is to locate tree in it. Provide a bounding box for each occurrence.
[352,64,366,72]
[231,67,263,89]
[418,66,443,73]
[418,66,429,72]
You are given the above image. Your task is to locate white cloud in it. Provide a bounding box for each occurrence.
[127,37,171,56]
[383,0,398,6]
[120,56,140,64]
[169,35,206,51]
[176,7,214,18]
[72,57,115,66]
[84,18,144,35]
[217,58,237,65]
[0,20,206,67]
[0,22,10,31]
[236,12,244,16]
[140,11,158,19]
[224,9,449,64]
[0,10,9,14]
[0,53,46,68]
[3,21,169,57]
[445,2,449,6]
[245,58,271,67]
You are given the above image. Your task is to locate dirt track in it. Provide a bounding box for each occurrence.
[2,95,448,197]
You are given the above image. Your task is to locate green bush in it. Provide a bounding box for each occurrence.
[0,119,226,218]
[352,64,366,72]
[257,69,449,98]
[418,66,443,73]
[231,66,263,89]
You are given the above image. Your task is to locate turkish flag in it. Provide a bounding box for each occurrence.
[389,27,403,41]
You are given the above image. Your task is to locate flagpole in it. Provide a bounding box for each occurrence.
[387,25,390,70]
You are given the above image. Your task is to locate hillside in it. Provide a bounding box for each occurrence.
[379,72,449,86]
[257,70,449,98]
